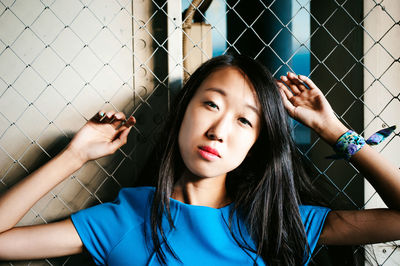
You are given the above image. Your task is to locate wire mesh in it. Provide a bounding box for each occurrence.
[0,0,399,265]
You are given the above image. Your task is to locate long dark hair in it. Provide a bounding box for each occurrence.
[147,54,323,265]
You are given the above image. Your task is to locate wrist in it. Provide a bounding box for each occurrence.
[62,145,87,169]
[314,118,349,145]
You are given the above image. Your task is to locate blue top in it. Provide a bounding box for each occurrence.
[71,186,330,265]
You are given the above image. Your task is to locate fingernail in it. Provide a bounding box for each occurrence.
[99,111,105,116]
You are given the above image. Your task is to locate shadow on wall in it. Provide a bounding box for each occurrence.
[0,0,170,265]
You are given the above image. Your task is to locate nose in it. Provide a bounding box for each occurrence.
[206,116,231,143]
[206,131,223,142]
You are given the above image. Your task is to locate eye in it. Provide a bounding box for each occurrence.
[239,117,252,127]
[204,101,219,110]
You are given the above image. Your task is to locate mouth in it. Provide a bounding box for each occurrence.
[198,146,221,161]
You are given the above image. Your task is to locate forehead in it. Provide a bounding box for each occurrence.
[196,67,260,109]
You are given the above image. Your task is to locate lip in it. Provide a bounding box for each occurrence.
[198,146,221,161]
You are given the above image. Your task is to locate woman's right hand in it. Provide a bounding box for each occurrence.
[66,111,136,164]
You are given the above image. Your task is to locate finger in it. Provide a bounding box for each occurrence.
[281,75,301,95]
[287,72,308,92]
[298,75,319,91]
[102,111,117,123]
[114,112,126,120]
[126,116,136,127]
[91,110,107,122]
[279,89,295,117]
[276,80,294,100]
[116,116,136,131]
[110,127,132,151]
[110,112,126,127]
[280,75,300,94]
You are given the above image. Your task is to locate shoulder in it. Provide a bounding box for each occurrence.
[72,186,155,224]
[299,205,330,221]
[69,186,155,264]
[115,186,155,212]
[299,205,330,232]
[116,186,155,200]
[298,205,331,259]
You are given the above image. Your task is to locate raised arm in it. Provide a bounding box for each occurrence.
[277,73,400,245]
[0,111,135,260]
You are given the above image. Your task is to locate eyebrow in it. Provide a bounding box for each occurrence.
[205,87,260,116]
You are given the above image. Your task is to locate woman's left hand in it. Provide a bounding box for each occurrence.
[276,72,348,144]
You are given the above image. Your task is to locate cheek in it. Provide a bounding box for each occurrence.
[226,136,257,168]
[179,108,207,144]
[234,140,254,160]
[178,108,197,154]
[178,116,190,153]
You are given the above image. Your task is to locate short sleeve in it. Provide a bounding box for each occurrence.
[70,188,148,265]
[299,205,331,263]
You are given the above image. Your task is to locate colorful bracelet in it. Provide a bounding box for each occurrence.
[327,125,396,160]
[332,130,365,160]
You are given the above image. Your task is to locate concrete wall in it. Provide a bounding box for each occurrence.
[0,0,168,264]
[363,0,400,264]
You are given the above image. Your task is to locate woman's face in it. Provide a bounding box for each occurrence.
[178,67,262,180]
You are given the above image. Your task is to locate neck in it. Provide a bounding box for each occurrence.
[172,171,230,209]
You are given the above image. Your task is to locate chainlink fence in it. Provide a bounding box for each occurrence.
[0,0,399,265]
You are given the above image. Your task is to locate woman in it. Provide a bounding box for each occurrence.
[0,55,399,265]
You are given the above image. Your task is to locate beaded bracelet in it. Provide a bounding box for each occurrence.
[326,125,396,160]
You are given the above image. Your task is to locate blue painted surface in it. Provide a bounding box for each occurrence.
[290,0,311,145]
